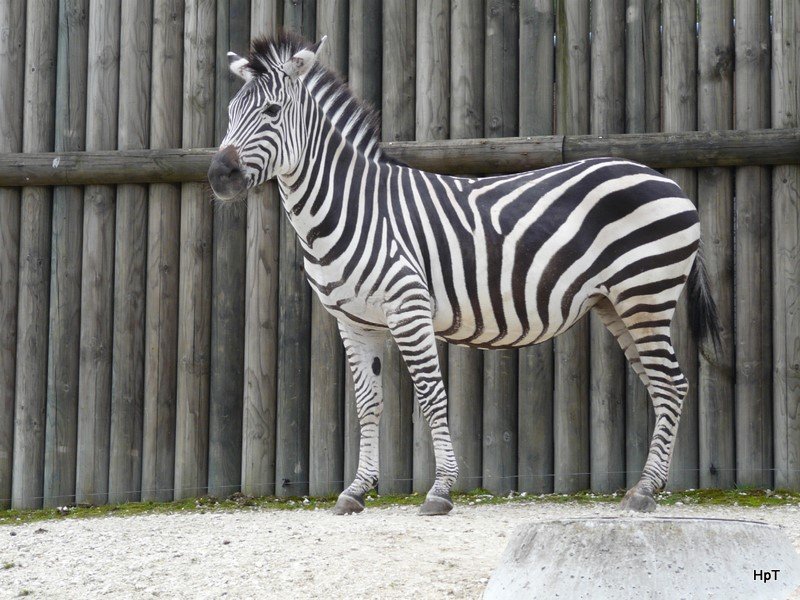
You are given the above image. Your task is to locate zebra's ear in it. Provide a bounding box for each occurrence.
[282,35,327,82]
[228,52,253,82]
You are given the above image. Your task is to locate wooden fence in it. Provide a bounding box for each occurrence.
[0,0,798,509]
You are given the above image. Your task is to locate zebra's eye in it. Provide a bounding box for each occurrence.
[262,103,280,118]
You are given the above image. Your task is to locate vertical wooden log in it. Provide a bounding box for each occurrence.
[345,0,380,485]
[75,0,120,507]
[517,0,554,495]
[697,0,734,490]
[107,0,152,505]
[215,0,250,140]
[316,0,347,73]
[12,3,59,510]
[308,0,347,497]
[0,0,26,509]
[519,0,554,136]
[43,0,89,509]
[589,0,626,494]
[241,188,280,497]
[12,1,59,510]
[207,0,249,500]
[275,0,312,499]
[241,178,280,501]
[275,212,312,497]
[412,0,450,494]
[240,0,278,500]
[553,0,590,494]
[734,0,771,489]
[284,0,315,39]
[379,0,415,495]
[449,0,484,493]
[482,0,518,496]
[772,0,800,491]
[623,0,659,488]
[174,0,216,500]
[142,0,184,503]
[662,0,699,491]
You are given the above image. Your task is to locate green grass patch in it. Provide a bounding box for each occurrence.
[1,488,797,527]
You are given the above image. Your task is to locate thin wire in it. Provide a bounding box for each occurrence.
[3,468,800,506]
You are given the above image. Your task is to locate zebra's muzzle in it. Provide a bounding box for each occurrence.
[208,146,247,200]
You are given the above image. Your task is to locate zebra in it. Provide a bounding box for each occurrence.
[209,33,721,516]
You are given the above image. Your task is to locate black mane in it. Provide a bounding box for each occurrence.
[248,31,398,165]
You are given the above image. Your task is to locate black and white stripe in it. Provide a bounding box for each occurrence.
[211,33,721,515]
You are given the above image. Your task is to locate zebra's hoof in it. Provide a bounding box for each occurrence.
[332,493,365,515]
[419,492,453,516]
[619,488,657,513]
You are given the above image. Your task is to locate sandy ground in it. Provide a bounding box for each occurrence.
[1,500,799,599]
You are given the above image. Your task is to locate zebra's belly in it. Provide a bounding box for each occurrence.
[430,284,597,350]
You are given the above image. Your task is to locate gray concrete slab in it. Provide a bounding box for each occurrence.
[484,517,800,599]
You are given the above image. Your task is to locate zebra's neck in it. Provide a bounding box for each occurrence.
[276,103,385,269]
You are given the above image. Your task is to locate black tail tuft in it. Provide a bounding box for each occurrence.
[687,247,722,353]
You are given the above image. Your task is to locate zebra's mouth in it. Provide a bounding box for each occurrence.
[208,145,248,200]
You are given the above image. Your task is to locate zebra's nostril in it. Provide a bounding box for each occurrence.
[208,151,247,199]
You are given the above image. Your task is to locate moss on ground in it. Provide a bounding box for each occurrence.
[1,488,797,527]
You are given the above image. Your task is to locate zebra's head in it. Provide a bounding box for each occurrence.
[208,36,327,200]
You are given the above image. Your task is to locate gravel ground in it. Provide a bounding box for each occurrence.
[1,500,799,599]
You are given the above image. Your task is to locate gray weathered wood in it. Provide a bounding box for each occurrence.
[379,0,415,495]
[75,0,120,507]
[344,0,380,485]
[215,0,250,140]
[107,0,152,505]
[625,0,661,135]
[316,0,347,74]
[12,0,59,509]
[519,0,554,135]
[411,0,449,494]
[43,0,89,509]
[4,128,800,187]
[347,0,380,107]
[141,0,184,503]
[482,0,519,496]
[623,0,659,488]
[207,0,249,500]
[275,210,312,496]
[0,0,26,509]
[697,0,734,490]
[734,0,772,489]
[284,0,315,43]
[174,0,216,500]
[252,0,280,36]
[589,0,626,494]
[662,0,698,491]
[308,0,347,497]
[517,0,555,495]
[448,0,484,493]
[772,0,800,490]
[241,187,280,496]
[272,0,312,499]
[553,0,590,494]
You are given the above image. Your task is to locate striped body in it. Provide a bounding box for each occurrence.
[289,155,699,349]
[211,34,719,515]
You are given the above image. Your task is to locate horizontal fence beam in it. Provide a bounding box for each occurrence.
[0,128,797,187]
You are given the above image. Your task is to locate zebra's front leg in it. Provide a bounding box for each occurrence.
[333,323,387,515]
[386,296,458,516]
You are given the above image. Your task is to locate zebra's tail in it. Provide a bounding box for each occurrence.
[687,246,722,353]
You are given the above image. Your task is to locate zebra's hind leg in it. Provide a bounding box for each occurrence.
[615,312,689,512]
[385,294,458,516]
[333,322,387,515]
